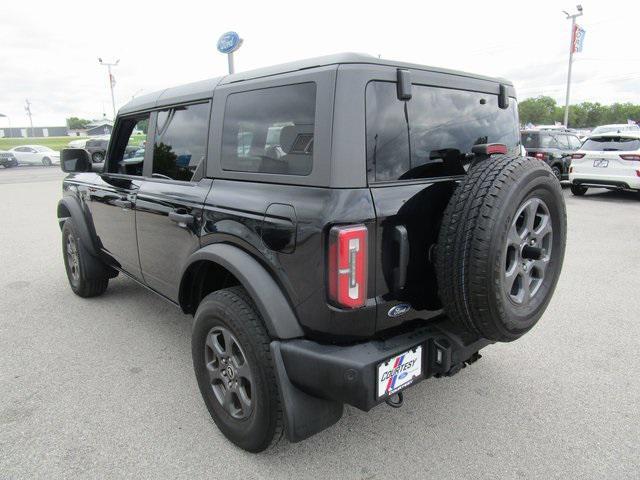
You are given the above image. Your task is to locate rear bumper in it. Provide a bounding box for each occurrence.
[278,318,491,412]
[570,174,640,190]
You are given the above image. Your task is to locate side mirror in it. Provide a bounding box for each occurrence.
[60,148,91,173]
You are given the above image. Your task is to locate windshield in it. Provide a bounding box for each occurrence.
[582,136,640,152]
[366,82,519,182]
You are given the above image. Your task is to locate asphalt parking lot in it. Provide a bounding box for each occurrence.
[1,166,639,479]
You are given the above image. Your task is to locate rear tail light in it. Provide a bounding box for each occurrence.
[620,154,640,161]
[328,225,368,309]
[636,170,640,177]
[572,153,585,159]
[569,166,574,173]
[534,152,548,160]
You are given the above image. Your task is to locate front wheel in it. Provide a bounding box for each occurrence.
[92,152,105,163]
[62,219,109,297]
[42,157,52,166]
[192,286,283,452]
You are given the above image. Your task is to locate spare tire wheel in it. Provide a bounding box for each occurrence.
[435,154,566,342]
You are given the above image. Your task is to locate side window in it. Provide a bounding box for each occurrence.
[108,114,149,176]
[152,102,210,182]
[221,82,316,176]
[540,135,558,148]
[555,135,570,149]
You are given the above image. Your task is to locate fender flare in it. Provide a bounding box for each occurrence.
[57,197,99,256]
[181,243,304,339]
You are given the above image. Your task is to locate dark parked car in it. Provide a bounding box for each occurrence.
[57,53,567,452]
[84,138,109,163]
[521,129,583,180]
[0,151,18,168]
[85,137,139,163]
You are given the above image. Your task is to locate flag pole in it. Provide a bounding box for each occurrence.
[563,6,584,128]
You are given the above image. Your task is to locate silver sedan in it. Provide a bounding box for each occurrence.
[9,145,60,166]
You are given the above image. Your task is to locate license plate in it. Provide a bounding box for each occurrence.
[377,345,422,398]
[593,159,609,168]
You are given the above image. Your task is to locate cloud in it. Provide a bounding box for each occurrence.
[1,0,639,126]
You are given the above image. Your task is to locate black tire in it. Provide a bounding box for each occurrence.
[435,154,567,342]
[61,219,109,297]
[570,184,588,196]
[42,157,52,166]
[92,151,105,163]
[551,165,562,182]
[192,286,283,452]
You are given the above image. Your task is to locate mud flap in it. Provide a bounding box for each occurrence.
[270,341,343,443]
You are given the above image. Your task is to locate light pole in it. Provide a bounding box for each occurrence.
[562,5,584,127]
[98,57,119,120]
[25,99,34,137]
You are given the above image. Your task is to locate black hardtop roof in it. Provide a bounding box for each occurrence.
[119,52,512,116]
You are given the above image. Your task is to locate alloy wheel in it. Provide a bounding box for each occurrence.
[503,197,553,306]
[204,326,254,420]
[66,234,80,286]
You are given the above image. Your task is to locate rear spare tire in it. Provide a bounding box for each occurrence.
[435,154,566,342]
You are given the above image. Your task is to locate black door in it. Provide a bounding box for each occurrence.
[88,113,150,279]
[88,175,142,279]
[134,101,212,300]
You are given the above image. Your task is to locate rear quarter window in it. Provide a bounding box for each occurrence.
[221,82,316,176]
[366,82,519,182]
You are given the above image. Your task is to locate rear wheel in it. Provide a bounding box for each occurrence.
[92,151,104,163]
[570,184,588,196]
[62,219,109,297]
[435,155,567,342]
[551,165,562,181]
[192,286,283,452]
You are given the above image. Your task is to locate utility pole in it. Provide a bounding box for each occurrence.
[562,5,584,127]
[98,57,119,120]
[24,99,34,137]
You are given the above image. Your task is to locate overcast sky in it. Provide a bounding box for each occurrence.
[1,0,638,127]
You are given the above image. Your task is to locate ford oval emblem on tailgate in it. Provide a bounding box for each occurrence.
[388,304,411,318]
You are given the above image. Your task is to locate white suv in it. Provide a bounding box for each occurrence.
[569,133,640,196]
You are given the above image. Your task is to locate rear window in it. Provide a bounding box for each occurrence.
[520,132,559,149]
[221,82,316,176]
[592,125,640,135]
[366,82,519,182]
[581,136,640,152]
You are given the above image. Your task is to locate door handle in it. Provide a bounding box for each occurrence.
[169,210,194,226]
[113,199,132,208]
[392,225,410,292]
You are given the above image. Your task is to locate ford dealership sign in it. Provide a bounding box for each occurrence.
[217,32,242,54]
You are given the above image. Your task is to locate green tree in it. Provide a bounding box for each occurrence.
[519,99,640,128]
[518,96,558,125]
[66,117,91,129]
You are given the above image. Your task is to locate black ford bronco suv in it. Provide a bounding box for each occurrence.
[58,53,566,452]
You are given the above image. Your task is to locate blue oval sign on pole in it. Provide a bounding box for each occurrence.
[217,32,241,54]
